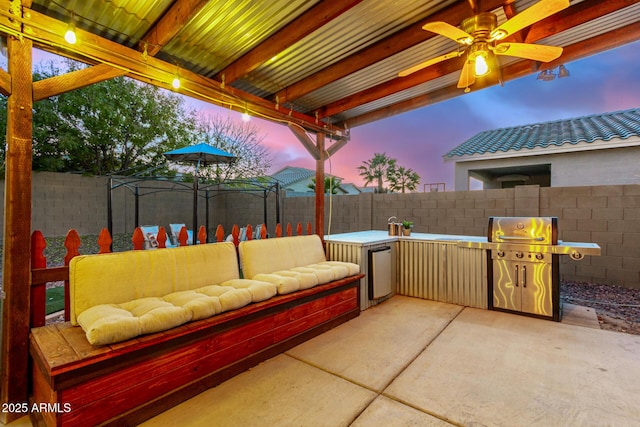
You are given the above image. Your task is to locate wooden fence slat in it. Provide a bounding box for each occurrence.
[132,228,145,250]
[156,227,168,248]
[177,226,189,246]
[30,231,47,328]
[259,224,267,239]
[286,223,292,237]
[97,228,112,254]
[296,223,302,236]
[275,224,282,238]
[198,226,207,244]
[246,224,253,241]
[231,225,240,247]
[307,222,312,235]
[63,230,81,322]
[215,225,225,243]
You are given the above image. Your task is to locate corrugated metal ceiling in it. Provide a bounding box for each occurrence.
[23,0,640,130]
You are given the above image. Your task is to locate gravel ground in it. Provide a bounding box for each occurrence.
[3,234,639,335]
[561,281,640,335]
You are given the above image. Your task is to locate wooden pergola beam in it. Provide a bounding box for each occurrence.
[217,0,364,84]
[0,68,10,96]
[0,33,33,426]
[33,64,125,101]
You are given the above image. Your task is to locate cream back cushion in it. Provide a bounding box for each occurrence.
[69,242,239,325]
[238,235,327,279]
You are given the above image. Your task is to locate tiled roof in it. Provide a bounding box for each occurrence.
[271,167,316,187]
[271,166,342,187]
[444,107,640,158]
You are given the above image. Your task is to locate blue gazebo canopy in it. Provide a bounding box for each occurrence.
[163,143,236,167]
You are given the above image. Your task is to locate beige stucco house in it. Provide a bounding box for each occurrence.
[444,107,640,191]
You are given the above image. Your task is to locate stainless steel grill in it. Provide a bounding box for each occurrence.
[486,216,599,321]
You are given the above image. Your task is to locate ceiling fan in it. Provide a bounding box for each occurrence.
[399,0,570,91]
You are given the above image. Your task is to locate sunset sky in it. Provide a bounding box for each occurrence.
[25,39,640,191]
[193,39,640,191]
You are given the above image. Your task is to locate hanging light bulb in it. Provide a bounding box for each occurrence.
[64,22,77,44]
[172,76,180,89]
[469,43,490,77]
[242,110,251,122]
[474,54,489,76]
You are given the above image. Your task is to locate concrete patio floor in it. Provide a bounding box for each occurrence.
[140,296,640,427]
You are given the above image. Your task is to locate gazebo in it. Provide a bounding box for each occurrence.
[1,0,640,422]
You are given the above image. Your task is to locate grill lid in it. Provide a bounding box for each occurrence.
[488,217,558,245]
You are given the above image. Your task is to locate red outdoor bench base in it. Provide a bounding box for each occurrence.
[29,276,362,427]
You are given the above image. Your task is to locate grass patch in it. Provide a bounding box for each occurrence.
[46,286,65,315]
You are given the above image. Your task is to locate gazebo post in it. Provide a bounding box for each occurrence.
[0,33,34,424]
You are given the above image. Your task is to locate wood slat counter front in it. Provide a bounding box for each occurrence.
[30,276,362,427]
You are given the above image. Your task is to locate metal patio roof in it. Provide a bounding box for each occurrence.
[5,0,640,138]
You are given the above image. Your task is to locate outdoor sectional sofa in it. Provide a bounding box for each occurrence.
[29,235,363,426]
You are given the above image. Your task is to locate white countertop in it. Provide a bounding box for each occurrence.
[324,230,488,245]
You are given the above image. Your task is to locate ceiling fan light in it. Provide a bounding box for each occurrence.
[474,54,489,76]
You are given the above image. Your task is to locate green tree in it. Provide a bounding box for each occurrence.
[357,153,396,193]
[24,60,198,175]
[307,176,342,194]
[387,164,420,193]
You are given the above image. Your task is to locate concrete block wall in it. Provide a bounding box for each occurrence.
[288,185,639,289]
[1,173,637,288]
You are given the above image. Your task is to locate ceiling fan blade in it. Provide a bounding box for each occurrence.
[399,51,463,77]
[493,42,563,62]
[457,58,476,89]
[422,21,473,44]
[490,0,570,40]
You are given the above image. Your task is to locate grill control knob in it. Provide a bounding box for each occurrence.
[536,253,544,260]
[515,251,524,259]
[496,250,505,257]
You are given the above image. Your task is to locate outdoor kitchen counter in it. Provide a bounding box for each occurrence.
[325,231,490,310]
[324,230,487,244]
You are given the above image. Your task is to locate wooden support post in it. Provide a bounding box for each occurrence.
[315,133,325,239]
[1,33,33,424]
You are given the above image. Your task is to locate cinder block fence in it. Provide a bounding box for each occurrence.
[2,172,638,289]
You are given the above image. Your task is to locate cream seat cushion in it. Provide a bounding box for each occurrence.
[163,291,222,320]
[290,266,334,285]
[222,279,278,302]
[77,297,192,346]
[252,273,301,295]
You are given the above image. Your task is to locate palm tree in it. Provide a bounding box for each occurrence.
[357,153,396,193]
[308,177,342,194]
[387,164,420,193]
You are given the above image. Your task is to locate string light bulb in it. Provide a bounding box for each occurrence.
[64,22,77,44]
[242,110,251,122]
[172,64,180,89]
